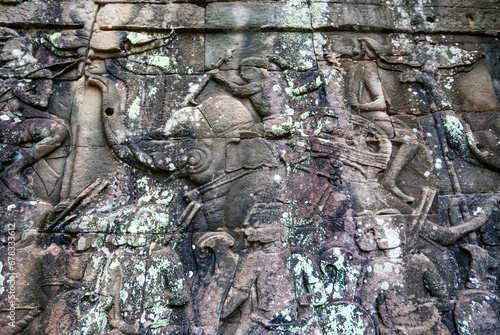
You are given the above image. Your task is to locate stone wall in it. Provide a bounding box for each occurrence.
[1,1,499,334]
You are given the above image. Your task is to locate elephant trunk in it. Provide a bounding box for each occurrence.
[89,74,179,173]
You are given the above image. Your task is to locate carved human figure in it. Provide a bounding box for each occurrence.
[0,202,55,335]
[270,36,420,203]
[329,37,420,203]
[82,231,187,335]
[0,232,45,335]
[220,221,326,335]
[269,47,346,103]
[379,36,482,113]
[357,194,500,335]
[462,115,500,172]
[355,213,451,334]
[57,192,188,334]
[375,288,449,335]
[210,57,271,119]
[377,37,497,176]
[453,245,500,335]
[0,36,69,199]
[318,246,375,335]
[355,214,407,313]
[35,233,107,335]
[413,194,500,300]
[62,233,107,291]
[417,195,500,247]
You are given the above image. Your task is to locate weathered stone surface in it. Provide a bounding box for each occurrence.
[311,2,412,32]
[1,1,500,335]
[96,3,205,30]
[206,1,311,31]
[0,0,97,28]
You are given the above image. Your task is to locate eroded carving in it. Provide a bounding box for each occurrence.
[1,2,500,335]
[0,35,70,199]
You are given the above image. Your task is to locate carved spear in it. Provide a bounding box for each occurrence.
[184,49,234,106]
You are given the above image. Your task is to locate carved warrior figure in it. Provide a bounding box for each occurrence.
[328,36,420,203]
[0,35,70,199]
[99,236,187,334]
[454,245,500,335]
[378,36,483,114]
[271,37,420,203]
[39,187,187,335]
[268,50,346,111]
[207,57,271,118]
[355,213,451,335]
[221,217,326,335]
[35,233,107,335]
[378,37,500,174]
[0,201,57,335]
[317,246,375,335]
[356,192,500,335]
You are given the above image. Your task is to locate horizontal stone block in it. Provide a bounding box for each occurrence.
[417,0,500,9]
[206,1,312,31]
[95,0,195,3]
[409,7,500,34]
[309,0,396,4]
[309,0,498,8]
[311,2,410,31]
[96,3,205,30]
[205,32,316,71]
[0,0,97,27]
[0,0,24,4]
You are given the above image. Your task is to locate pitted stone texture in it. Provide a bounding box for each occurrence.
[206,32,316,71]
[206,1,312,31]
[0,0,97,28]
[311,2,412,32]
[96,3,205,30]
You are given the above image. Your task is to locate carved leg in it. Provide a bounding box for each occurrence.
[381,125,420,203]
[0,118,68,198]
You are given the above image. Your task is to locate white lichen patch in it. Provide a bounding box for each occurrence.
[320,303,370,335]
[128,96,142,121]
[435,158,443,169]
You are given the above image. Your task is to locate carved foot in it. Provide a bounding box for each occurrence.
[382,180,414,203]
[0,170,31,199]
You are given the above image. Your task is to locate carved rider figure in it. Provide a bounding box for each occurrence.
[0,35,69,199]
[210,57,271,119]
[339,37,420,203]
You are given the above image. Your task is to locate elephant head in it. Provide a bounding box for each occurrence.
[93,75,276,186]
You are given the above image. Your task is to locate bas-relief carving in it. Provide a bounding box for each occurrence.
[1,1,500,335]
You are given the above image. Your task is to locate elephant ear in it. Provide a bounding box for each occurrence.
[225,138,277,173]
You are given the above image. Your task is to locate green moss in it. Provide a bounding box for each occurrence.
[127,32,155,46]
[319,303,368,335]
[444,114,464,140]
[146,54,179,73]
[128,96,142,124]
